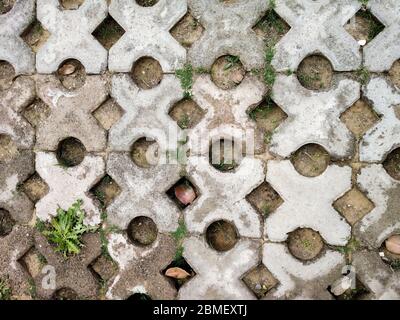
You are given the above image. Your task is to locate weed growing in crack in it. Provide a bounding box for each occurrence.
[248,96,275,120]
[28,278,37,299]
[171,218,187,266]
[0,278,11,300]
[357,10,384,41]
[336,237,360,258]
[264,44,276,87]
[356,67,371,85]
[358,0,368,5]
[194,67,209,74]
[224,55,240,70]
[176,64,193,98]
[178,114,190,129]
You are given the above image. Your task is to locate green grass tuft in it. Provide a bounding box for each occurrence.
[0,278,11,300]
[176,64,194,98]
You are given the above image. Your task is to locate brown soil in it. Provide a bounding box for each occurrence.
[21,20,50,53]
[127,216,158,246]
[211,56,245,90]
[131,138,159,168]
[90,254,118,282]
[20,247,46,279]
[0,0,15,14]
[344,10,384,43]
[246,182,284,218]
[206,220,238,252]
[0,134,19,163]
[22,99,51,128]
[60,0,84,10]
[333,187,374,225]
[287,228,324,261]
[93,99,124,130]
[209,139,242,172]
[242,264,279,299]
[168,99,204,129]
[92,15,125,50]
[170,12,204,48]
[91,175,121,208]
[136,0,159,6]
[0,61,15,91]
[131,57,163,90]
[56,137,86,167]
[340,99,380,139]
[0,209,14,237]
[389,60,400,90]
[20,173,49,203]
[383,148,400,181]
[53,288,79,300]
[253,10,290,45]
[291,144,330,177]
[57,59,86,91]
[297,55,333,91]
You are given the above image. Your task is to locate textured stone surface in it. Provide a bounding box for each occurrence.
[354,165,400,249]
[188,0,269,70]
[178,236,259,300]
[365,0,400,72]
[265,160,352,246]
[360,77,400,162]
[185,156,264,238]
[262,243,345,300]
[36,0,108,74]
[35,76,108,152]
[270,75,360,159]
[273,0,361,72]
[0,0,35,74]
[188,75,265,155]
[35,152,105,226]
[106,232,176,300]
[109,0,186,72]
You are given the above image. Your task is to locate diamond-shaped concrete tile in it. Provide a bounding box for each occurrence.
[242,264,279,299]
[246,181,283,218]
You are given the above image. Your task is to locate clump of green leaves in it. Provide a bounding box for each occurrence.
[0,278,11,300]
[176,64,194,98]
[356,67,371,85]
[40,200,98,257]
[171,218,188,266]
[358,0,368,5]
[224,55,240,70]
[264,44,276,87]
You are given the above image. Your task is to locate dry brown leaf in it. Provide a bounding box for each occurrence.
[165,267,190,279]
[58,64,76,76]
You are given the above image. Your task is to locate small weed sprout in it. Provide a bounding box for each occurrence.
[171,218,188,266]
[0,278,11,300]
[176,64,194,98]
[224,55,240,70]
[356,67,371,85]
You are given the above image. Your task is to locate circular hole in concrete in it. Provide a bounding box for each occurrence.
[297,55,333,91]
[56,137,86,167]
[127,216,158,246]
[380,235,400,268]
[57,59,86,91]
[0,209,15,237]
[211,55,245,90]
[206,220,239,252]
[383,148,400,181]
[291,144,330,177]
[209,138,242,172]
[389,60,400,90]
[135,0,159,7]
[0,0,15,14]
[53,288,79,300]
[127,293,152,300]
[131,57,163,90]
[0,60,15,91]
[0,134,19,163]
[288,228,324,261]
[60,0,84,10]
[131,137,159,168]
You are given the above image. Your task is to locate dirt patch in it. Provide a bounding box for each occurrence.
[136,0,159,6]
[131,138,159,168]
[0,0,15,14]
[340,99,380,139]
[0,134,19,163]
[333,187,374,225]
[206,220,238,252]
[56,137,86,167]
[170,12,204,48]
[19,247,46,279]
[53,288,79,300]
[57,59,86,91]
[242,264,279,299]
[90,254,118,282]
[297,55,333,91]
[22,99,51,128]
[168,99,204,129]
[0,209,14,237]
[253,9,290,45]
[344,10,384,44]
[21,20,50,53]
[0,61,15,91]
[246,182,283,218]
[383,148,400,181]
[91,175,121,208]
[93,98,124,130]
[291,144,330,177]
[131,57,163,90]
[20,173,49,203]
[92,15,125,50]
[60,0,84,10]
[209,138,242,172]
[389,60,400,90]
[211,56,245,90]
[287,228,324,261]
[127,216,158,246]
[166,177,198,209]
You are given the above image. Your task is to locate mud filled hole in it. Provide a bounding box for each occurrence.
[131,57,163,90]
[56,137,86,167]
[0,209,14,237]
[60,0,84,10]
[0,0,15,14]
[287,228,324,261]
[242,264,279,299]
[209,138,242,172]
[127,216,158,246]
[135,0,159,7]
[291,144,330,177]
[53,288,79,300]
[246,181,283,218]
[206,220,239,252]
[57,59,86,91]
[169,99,205,130]
[211,55,245,90]
[383,148,400,181]
[0,134,19,162]
[389,60,400,90]
[170,12,204,48]
[0,61,15,91]
[297,55,333,91]
[344,10,385,44]
[92,15,125,50]
[131,137,159,168]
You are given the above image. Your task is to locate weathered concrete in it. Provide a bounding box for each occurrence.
[109,0,186,72]
[354,165,400,249]
[35,152,105,226]
[270,75,359,159]
[36,0,108,74]
[0,0,35,74]
[35,75,108,152]
[178,236,259,300]
[188,0,269,70]
[365,0,400,72]
[265,160,352,246]
[273,0,362,71]
[188,75,266,155]
[262,243,345,300]
[106,152,181,232]
[106,232,176,300]
[360,77,400,162]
